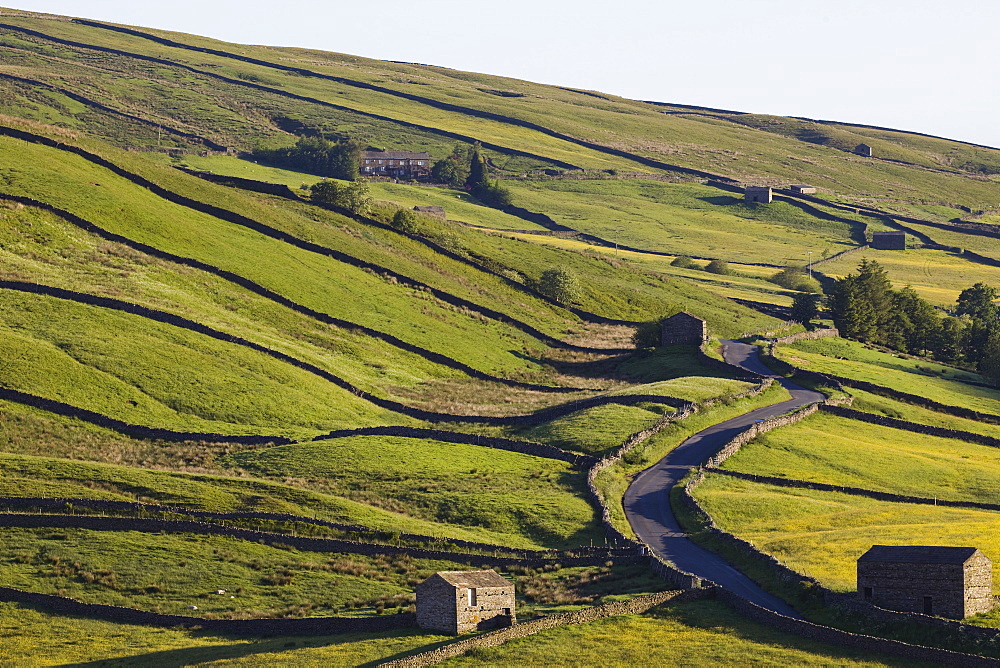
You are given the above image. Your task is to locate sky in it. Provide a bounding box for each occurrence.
[5,0,1000,148]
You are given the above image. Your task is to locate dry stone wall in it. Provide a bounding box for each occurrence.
[0,585,413,635]
[773,328,840,345]
[0,497,636,557]
[715,589,999,667]
[0,192,575,392]
[0,514,639,568]
[709,468,1000,514]
[380,589,710,667]
[822,404,1000,448]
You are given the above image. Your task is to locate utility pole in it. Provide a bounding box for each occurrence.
[808,251,812,280]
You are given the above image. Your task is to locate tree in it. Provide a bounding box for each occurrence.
[956,283,998,323]
[253,136,361,180]
[463,142,511,209]
[979,330,1000,386]
[769,266,821,293]
[390,208,421,234]
[670,256,697,269]
[790,293,820,325]
[327,139,363,181]
[930,316,965,363]
[827,260,894,343]
[465,143,487,192]
[704,259,731,275]
[431,145,471,187]
[309,178,372,214]
[538,267,581,304]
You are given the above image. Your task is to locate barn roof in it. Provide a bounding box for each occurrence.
[427,570,512,588]
[859,545,983,565]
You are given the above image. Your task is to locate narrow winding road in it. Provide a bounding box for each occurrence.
[623,340,825,618]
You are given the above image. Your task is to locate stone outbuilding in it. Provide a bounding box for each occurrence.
[857,545,994,619]
[660,312,707,346]
[871,231,906,250]
[415,570,516,634]
[789,184,817,194]
[744,186,773,204]
[854,143,873,157]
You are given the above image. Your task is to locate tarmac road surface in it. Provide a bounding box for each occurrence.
[623,340,825,618]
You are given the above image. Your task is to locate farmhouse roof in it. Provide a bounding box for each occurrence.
[859,545,982,565]
[362,150,430,160]
[429,570,512,588]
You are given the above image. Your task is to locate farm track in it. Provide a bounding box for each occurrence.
[0,125,631,356]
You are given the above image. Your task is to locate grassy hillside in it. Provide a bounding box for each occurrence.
[3,7,1000,663]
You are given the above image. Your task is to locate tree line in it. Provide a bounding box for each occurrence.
[253,136,362,181]
[825,259,1000,382]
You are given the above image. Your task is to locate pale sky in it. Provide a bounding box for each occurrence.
[5,0,1000,148]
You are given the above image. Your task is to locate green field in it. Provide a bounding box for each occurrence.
[848,388,1000,441]
[5,8,1000,661]
[223,436,598,548]
[692,475,1000,593]
[442,598,927,668]
[0,289,390,438]
[0,527,439,617]
[521,377,753,456]
[781,337,1000,414]
[719,411,1000,504]
[817,247,1000,306]
[506,180,858,266]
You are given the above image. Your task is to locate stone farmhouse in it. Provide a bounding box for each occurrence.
[661,312,707,346]
[854,143,874,157]
[416,570,516,634]
[360,150,431,179]
[744,186,773,204]
[871,231,906,250]
[857,545,994,618]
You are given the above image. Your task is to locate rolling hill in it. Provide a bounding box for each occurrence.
[2,6,1000,666]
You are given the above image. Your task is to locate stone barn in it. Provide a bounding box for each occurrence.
[789,184,817,194]
[661,312,707,346]
[744,186,773,204]
[854,143,873,157]
[871,231,906,250]
[857,545,994,619]
[416,570,516,634]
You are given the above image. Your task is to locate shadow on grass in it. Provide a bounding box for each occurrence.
[64,628,450,668]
